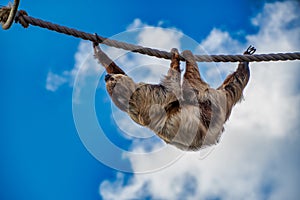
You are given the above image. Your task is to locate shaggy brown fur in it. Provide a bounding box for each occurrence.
[94,44,255,151]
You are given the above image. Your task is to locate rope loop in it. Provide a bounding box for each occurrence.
[0,0,20,30]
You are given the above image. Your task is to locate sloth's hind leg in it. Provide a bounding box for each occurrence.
[217,46,256,118]
[182,50,209,101]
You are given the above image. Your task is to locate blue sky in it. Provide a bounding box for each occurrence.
[1,0,300,200]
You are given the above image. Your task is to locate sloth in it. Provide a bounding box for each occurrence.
[93,43,256,151]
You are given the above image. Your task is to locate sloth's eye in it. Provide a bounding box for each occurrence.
[110,77,115,81]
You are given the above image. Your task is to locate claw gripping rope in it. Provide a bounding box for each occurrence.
[1,1,300,62]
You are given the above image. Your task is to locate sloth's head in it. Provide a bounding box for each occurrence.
[105,74,136,111]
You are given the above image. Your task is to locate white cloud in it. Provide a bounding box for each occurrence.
[200,28,242,54]
[98,1,300,200]
[45,71,68,92]
[45,39,99,93]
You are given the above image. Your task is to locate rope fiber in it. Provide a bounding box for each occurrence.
[1,5,300,62]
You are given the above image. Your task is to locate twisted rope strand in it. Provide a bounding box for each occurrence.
[1,0,19,29]
[1,7,300,62]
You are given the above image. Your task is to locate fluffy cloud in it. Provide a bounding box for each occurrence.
[99,1,300,200]
[45,71,68,91]
[45,39,99,93]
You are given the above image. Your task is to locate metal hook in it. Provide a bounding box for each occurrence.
[2,0,20,30]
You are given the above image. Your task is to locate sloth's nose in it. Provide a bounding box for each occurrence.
[105,74,111,82]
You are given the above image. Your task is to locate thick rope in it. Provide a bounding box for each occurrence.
[0,0,19,30]
[1,6,300,62]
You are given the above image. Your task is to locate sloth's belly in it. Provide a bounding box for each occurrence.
[158,105,206,150]
[127,85,226,150]
[129,103,224,151]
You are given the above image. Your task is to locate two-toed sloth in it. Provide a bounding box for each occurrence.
[94,43,256,151]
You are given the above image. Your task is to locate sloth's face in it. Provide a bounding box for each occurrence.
[105,74,136,99]
[105,74,125,87]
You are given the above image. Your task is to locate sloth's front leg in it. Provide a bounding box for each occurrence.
[161,48,182,98]
[93,43,126,75]
[169,48,181,72]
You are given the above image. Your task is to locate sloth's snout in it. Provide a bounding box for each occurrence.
[105,74,112,82]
